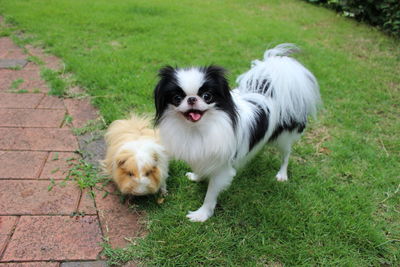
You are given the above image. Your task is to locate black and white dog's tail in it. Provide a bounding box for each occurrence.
[236,43,321,125]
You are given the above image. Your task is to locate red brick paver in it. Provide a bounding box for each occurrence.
[0,151,47,179]
[0,93,43,108]
[95,184,145,248]
[0,216,18,256]
[0,30,141,265]
[40,152,78,180]
[0,109,65,127]
[77,190,98,215]
[0,263,59,267]
[64,99,98,128]
[61,262,107,267]
[26,45,62,70]
[0,180,81,215]
[37,95,65,109]
[0,37,25,60]
[0,128,78,151]
[0,65,49,92]
[2,216,102,261]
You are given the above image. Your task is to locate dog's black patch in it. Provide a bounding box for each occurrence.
[268,118,306,142]
[247,101,269,151]
[247,79,272,97]
[200,66,238,128]
[154,66,185,124]
[257,79,272,96]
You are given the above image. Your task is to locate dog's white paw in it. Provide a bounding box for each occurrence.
[186,207,213,222]
[186,172,202,182]
[276,172,288,182]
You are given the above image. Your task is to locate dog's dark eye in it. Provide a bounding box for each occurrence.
[128,172,134,177]
[172,94,183,106]
[201,92,213,103]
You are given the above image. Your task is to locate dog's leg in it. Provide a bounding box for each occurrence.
[187,166,236,222]
[276,148,291,182]
[275,131,301,182]
[185,172,204,182]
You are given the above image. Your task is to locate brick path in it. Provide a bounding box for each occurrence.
[0,36,141,266]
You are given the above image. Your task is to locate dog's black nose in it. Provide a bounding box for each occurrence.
[187,97,197,105]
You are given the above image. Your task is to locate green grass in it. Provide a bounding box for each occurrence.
[72,118,106,136]
[10,78,24,89]
[47,154,111,198]
[65,158,109,193]
[1,0,399,265]
[11,89,29,94]
[27,55,44,65]
[40,68,67,96]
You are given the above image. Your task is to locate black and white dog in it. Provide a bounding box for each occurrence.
[153,44,321,222]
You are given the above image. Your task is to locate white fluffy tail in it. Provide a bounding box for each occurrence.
[236,43,321,125]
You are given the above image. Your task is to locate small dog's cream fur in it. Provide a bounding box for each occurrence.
[103,115,169,195]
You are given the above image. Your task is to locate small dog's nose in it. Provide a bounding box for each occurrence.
[187,97,197,105]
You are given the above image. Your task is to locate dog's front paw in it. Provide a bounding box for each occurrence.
[276,171,288,182]
[186,172,202,182]
[186,207,213,222]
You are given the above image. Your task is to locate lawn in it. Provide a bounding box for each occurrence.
[1,0,399,265]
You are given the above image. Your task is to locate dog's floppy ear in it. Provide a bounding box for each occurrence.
[154,66,176,125]
[202,65,237,127]
[203,65,227,80]
[158,65,176,80]
[202,65,233,103]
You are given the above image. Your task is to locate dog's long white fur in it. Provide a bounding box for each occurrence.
[159,44,321,222]
[236,43,321,125]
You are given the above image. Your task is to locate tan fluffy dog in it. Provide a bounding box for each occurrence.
[103,115,169,195]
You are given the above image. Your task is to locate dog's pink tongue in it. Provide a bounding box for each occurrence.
[189,112,201,121]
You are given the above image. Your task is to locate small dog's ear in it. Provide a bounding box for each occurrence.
[153,83,165,125]
[158,65,176,79]
[203,65,231,97]
[203,65,230,92]
[203,65,237,127]
[203,65,228,80]
[154,66,176,125]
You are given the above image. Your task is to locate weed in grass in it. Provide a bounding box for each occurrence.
[52,152,59,161]
[0,27,11,37]
[102,243,138,266]
[41,68,66,96]
[10,31,35,48]
[3,15,17,26]
[72,118,106,136]
[65,158,111,196]
[10,78,23,90]
[10,89,28,94]
[50,167,60,174]
[66,156,77,162]
[62,114,73,126]
[70,211,86,217]
[47,178,56,192]
[47,154,110,197]
[8,65,22,71]
[27,55,44,65]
